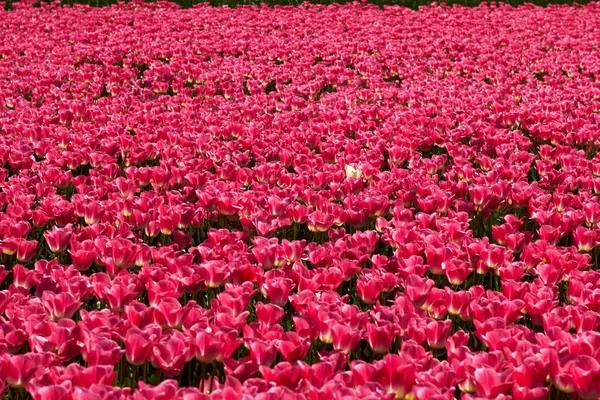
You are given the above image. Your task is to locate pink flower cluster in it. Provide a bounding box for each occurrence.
[1,1,600,399]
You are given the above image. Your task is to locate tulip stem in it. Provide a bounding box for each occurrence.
[186,360,192,388]
[207,289,214,308]
[201,363,207,392]
[209,362,216,393]
[132,364,138,388]
[143,361,148,383]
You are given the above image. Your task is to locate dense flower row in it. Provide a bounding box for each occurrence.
[1,1,600,399]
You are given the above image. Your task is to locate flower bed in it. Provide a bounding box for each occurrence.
[1,1,600,399]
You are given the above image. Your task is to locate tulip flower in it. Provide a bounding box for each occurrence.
[331,323,361,355]
[135,380,179,400]
[42,291,82,320]
[573,226,598,252]
[365,323,395,354]
[255,302,286,326]
[44,225,72,253]
[248,339,277,366]
[377,354,416,398]
[474,366,511,398]
[425,319,452,350]
[125,325,161,366]
[16,239,38,263]
[259,362,302,388]
[2,3,600,398]
[151,335,190,378]
[82,338,124,366]
[2,354,40,388]
[195,330,221,364]
[260,276,295,307]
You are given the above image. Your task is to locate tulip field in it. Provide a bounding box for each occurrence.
[1,1,600,399]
